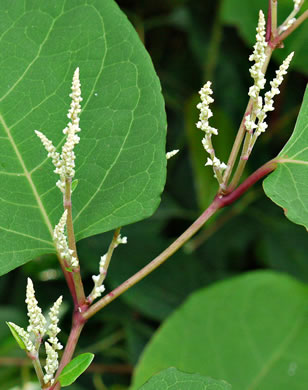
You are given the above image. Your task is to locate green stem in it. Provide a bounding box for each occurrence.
[228,131,252,190]
[87,228,121,303]
[64,179,86,307]
[271,0,278,37]
[31,355,45,388]
[221,99,253,191]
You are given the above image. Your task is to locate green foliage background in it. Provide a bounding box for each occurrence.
[0,0,307,389]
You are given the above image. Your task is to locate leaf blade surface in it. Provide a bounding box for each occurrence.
[0,0,166,275]
[263,85,308,227]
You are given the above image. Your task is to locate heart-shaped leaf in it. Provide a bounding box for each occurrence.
[263,85,308,228]
[58,353,94,387]
[0,0,166,275]
[132,271,308,390]
[138,367,232,390]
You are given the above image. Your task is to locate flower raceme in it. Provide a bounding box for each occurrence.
[7,279,63,385]
[196,81,227,185]
[53,209,79,268]
[197,10,294,186]
[35,67,82,194]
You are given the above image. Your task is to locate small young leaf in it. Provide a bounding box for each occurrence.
[71,179,79,193]
[139,367,232,390]
[58,353,94,387]
[6,322,26,350]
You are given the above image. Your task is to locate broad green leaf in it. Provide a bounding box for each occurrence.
[132,271,308,390]
[0,0,166,275]
[221,0,308,75]
[58,352,94,387]
[139,367,231,390]
[263,85,308,228]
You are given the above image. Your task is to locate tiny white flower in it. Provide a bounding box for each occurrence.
[166,149,179,160]
[115,234,128,247]
[245,115,257,132]
[99,254,107,273]
[293,0,302,10]
[281,18,296,32]
[202,137,213,154]
[204,157,213,166]
[255,121,268,136]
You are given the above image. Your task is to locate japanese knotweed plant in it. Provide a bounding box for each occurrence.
[1,0,308,389]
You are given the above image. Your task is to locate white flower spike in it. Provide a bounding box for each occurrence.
[196,81,227,184]
[89,236,128,302]
[44,342,59,385]
[35,67,82,194]
[25,278,46,338]
[47,296,63,351]
[248,10,267,101]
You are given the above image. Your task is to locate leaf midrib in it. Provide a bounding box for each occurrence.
[246,313,304,390]
[0,114,54,239]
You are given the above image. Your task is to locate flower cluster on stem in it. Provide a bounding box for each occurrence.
[245,49,294,155]
[7,279,63,386]
[35,67,82,194]
[89,232,127,302]
[293,0,303,11]
[278,0,304,33]
[26,278,46,340]
[248,11,267,101]
[53,210,79,268]
[44,296,63,384]
[196,81,227,185]
[242,9,294,159]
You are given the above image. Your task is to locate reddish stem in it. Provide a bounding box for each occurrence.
[222,159,277,206]
[58,257,78,305]
[49,311,87,390]
[83,159,278,320]
[266,0,272,42]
